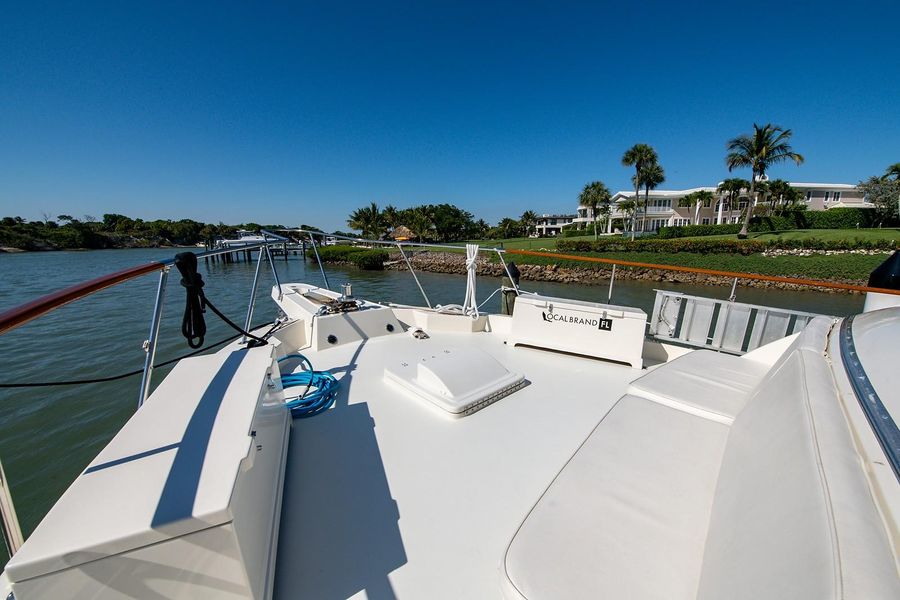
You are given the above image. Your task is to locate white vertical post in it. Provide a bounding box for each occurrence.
[608,264,616,303]
[0,456,24,558]
[241,246,266,344]
[138,267,170,407]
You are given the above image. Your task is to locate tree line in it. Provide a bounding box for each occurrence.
[0,213,285,251]
[346,202,542,242]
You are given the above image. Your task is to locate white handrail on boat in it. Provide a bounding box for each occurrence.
[0,457,24,558]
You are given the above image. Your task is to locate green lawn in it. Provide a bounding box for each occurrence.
[455,235,596,251]
[410,230,894,281]
[679,228,900,242]
[496,250,886,281]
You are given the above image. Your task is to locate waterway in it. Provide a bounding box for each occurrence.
[0,247,865,564]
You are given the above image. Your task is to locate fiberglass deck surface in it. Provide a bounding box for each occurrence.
[272,329,644,600]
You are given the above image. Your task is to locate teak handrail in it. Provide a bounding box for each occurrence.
[0,262,166,335]
[505,249,900,296]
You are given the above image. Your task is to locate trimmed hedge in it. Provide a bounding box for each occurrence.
[307,245,388,269]
[556,237,898,255]
[349,249,389,270]
[308,245,367,262]
[658,208,892,239]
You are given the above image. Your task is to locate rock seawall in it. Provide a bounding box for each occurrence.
[384,250,867,293]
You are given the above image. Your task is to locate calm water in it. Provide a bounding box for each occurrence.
[0,248,864,564]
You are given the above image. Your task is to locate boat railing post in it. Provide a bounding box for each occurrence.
[308,233,330,290]
[242,244,266,344]
[729,277,738,302]
[608,264,617,303]
[263,235,283,300]
[138,266,170,407]
[0,455,24,559]
[398,243,432,308]
[496,249,519,295]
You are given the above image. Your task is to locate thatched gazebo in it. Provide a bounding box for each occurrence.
[390,225,413,241]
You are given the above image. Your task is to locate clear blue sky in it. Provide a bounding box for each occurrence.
[1,1,898,231]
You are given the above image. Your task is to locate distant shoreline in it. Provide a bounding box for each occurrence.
[0,244,198,254]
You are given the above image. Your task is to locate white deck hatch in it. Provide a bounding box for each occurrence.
[384,346,525,417]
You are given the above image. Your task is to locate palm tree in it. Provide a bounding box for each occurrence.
[618,199,636,231]
[347,202,388,239]
[726,124,804,238]
[716,178,749,224]
[497,217,522,239]
[636,162,665,234]
[883,163,900,181]
[597,203,612,234]
[407,207,434,241]
[678,190,714,225]
[382,205,400,230]
[766,179,803,214]
[622,144,659,240]
[520,210,538,237]
[578,181,611,240]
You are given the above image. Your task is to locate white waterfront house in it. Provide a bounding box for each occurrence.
[534,213,576,236]
[570,181,870,234]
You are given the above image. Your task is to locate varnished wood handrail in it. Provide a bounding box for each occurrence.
[0,261,165,335]
[0,239,289,338]
[506,249,900,296]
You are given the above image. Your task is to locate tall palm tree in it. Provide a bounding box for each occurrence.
[636,162,665,234]
[716,178,750,224]
[726,124,804,238]
[520,210,538,237]
[622,144,659,240]
[347,202,388,239]
[578,181,611,240]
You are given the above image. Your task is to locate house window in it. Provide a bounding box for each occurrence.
[834,191,841,202]
[703,198,712,208]
[806,191,812,202]
[702,218,711,225]
[824,192,831,202]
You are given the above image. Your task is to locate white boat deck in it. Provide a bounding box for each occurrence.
[273,327,644,599]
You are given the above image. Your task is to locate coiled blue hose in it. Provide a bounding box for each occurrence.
[278,354,339,418]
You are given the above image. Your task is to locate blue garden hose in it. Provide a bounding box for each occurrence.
[278,354,339,418]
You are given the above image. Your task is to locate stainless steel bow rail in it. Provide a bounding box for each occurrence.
[0,230,290,406]
[293,229,521,307]
[0,231,290,558]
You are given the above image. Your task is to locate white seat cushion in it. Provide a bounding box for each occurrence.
[629,350,769,423]
[503,395,729,600]
[697,350,900,600]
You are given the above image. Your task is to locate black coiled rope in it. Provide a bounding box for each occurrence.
[174,252,268,349]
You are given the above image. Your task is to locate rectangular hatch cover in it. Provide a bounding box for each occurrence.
[384,347,525,418]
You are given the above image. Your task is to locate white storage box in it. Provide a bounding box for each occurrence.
[5,346,290,600]
[507,294,646,368]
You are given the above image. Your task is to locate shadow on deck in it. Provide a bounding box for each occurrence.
[274,342,405,599]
